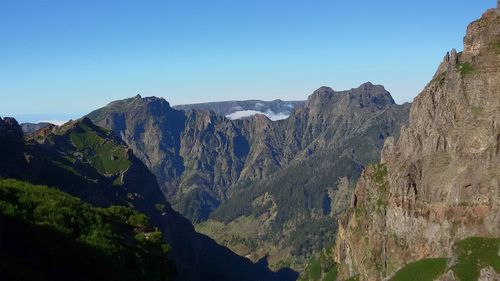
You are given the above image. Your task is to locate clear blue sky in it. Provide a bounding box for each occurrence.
[0,0,495,122]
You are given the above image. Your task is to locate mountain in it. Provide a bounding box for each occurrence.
[0,116,297,281]
[0,179,174,281]
[333,6,500,281]
[206,83,410,268]
[87,82,410,269]
[20,122,53,135]
[173,99,306,121]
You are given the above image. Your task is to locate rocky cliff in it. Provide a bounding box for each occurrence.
[88,83,410,269]
[87,96,257,221]
[334,6,500,281]
[0,117,297,281]
[20,122,53,135]
[205,83,410,269]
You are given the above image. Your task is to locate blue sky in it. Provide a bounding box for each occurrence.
[0,0,495,123]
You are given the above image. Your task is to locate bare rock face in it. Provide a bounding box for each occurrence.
[87,82,410,269]
[88,83,409,225]
[335,7,500,281]
[0,117,28,178]
[478,267,500,281]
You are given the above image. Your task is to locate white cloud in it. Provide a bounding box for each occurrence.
[226,110,290,121]
[254,102,265,110]
[230,106,243,111]
[226,110,263,120]
[264,110,290,121]
[37,119,68,126]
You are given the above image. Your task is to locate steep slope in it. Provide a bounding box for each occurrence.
[20,122,53,135]
[334,6,500,281]
[87,96,253,221]
[173,99,305,120]
[0,117,297,281]
[205,84,410,269]
[0,179,174,281]
[388,237,499,281]
[88,83,410,269]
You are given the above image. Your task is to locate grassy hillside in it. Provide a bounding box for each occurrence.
[387,237,500,281]
[0,178,174,281]
[298,249,338,281]
[452,237,500,281]
[389,259,448,281]
[304,236,499,281]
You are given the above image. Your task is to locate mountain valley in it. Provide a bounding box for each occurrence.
[1,3,499,281]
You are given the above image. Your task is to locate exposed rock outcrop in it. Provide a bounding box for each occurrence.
[20,122,53,135]
[88,82,410,269]
[334,6,500,281]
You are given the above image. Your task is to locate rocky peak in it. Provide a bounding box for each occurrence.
[334,6,500,281]
[0,117,28,179]
[88,95,172,122]
[0,117,23,140]
[56,117,99,134]
[252,113,271,122]
[463,6,500,59]
[20,122,53,135]
[348,82,395,108]
[305,82,395,117]
[306,86,336,104]
[139,96,171,108]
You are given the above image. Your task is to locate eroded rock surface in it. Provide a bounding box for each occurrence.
[335,6,500,281]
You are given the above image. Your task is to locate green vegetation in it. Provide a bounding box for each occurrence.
[371,163,388,186]
[68,122,131,176]
[323,267,338,281]
[457,62,474,75]
[299,249,337,281]
[306,258,322,280]
[211,147,362,258]
[389,258,448,281]
[452,237,500,281]
[470,105,483,115]
[490,40,500,54]
[344,276,359,281]
[0,178,174,281]
[371,164,389,209]
[385,237,500,281]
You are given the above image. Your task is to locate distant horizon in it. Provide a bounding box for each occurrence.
[1,1,495,120]
[2,81,405,124]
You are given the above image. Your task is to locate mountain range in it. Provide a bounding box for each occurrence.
[0,117,296,281]
[173,99,305,121]
[1,3,499,281]
[87,82,410,269]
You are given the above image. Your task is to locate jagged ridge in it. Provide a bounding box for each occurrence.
[334,5,500,281]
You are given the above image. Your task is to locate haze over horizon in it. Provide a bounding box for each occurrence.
[0,0,495,123]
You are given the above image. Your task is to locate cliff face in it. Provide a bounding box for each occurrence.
[334,7,500,281]
[88,83,410,269]
[88,84,410,225]
[0,117,297,281]
[206,84,410,269]
[87,96,258,221]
